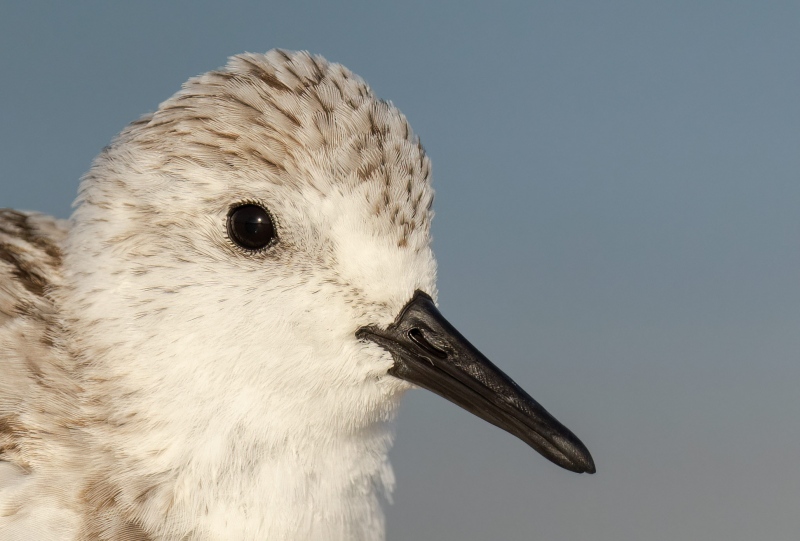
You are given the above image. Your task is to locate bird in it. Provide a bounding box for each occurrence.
[0,49,594,541]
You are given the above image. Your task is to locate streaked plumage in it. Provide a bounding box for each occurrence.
[0,50,592,541]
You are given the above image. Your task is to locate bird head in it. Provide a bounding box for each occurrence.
[61,50,593,474]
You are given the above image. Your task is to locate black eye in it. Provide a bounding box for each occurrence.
[227,204,277,251]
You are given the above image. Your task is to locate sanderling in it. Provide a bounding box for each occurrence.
[0,49,593,541]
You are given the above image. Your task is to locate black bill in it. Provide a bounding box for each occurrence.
[357,290,595,474]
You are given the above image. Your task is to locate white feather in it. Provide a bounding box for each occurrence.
[0,50,436,540]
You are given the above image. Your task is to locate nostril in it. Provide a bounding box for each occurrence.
[407,328,448,359]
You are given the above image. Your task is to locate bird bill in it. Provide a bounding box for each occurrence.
[358,291,595,474]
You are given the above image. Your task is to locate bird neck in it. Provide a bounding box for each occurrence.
[180,417,397,540]
[72,340,403,541]
[81,380,400,540]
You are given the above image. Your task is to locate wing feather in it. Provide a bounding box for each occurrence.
[0,210,82,540]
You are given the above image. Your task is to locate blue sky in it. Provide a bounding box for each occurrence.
[2,2,799,539]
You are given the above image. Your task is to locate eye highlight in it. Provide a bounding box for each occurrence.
[227,204,277,251]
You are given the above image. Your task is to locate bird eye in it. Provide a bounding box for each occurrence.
[227,204,277,251]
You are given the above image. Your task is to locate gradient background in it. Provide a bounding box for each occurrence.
[2,2,799,540]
